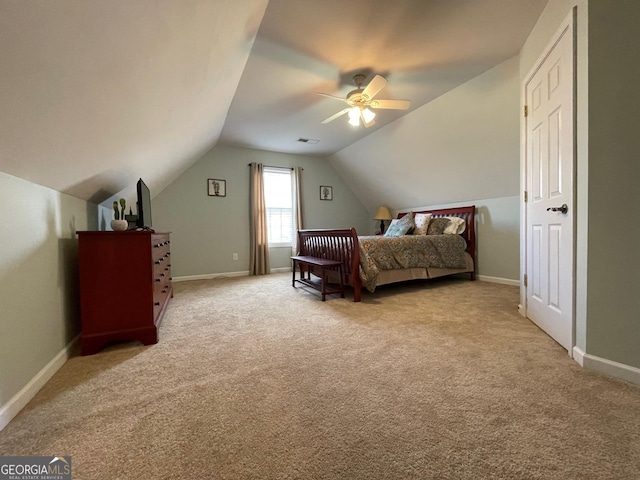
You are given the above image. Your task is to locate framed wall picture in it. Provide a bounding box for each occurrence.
[208,179,226,197]
[320,185,333,201]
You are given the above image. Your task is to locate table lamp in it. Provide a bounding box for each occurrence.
[374,206,393,234]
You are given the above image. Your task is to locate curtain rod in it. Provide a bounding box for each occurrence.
[247,164,303,170]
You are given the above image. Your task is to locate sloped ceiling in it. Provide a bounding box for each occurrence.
[219,0,548,156]
[0,0,547,206]
[330,56,522,212]
[0,0,268,204]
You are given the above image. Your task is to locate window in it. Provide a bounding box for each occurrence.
[263,167,293,246]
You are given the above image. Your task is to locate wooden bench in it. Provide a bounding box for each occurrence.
[291,255,345,301]
[295,228,362,302]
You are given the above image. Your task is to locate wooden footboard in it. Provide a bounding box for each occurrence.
[296,228,362,302]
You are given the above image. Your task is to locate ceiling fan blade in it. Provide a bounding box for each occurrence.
[317,92,348,103]
[361,75,387,101]
[321,107,351,124]
[361,110,375,128]
[369,99,411,110]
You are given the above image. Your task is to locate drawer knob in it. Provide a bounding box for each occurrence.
[154,302,160,306]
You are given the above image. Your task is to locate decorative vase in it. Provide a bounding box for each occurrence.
[110,219,128,231]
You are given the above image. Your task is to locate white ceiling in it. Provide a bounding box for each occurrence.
[0,0,547,204]
[0,0,268,203]
[219,0,548,156]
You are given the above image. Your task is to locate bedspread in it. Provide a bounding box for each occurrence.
[358,235,468,292]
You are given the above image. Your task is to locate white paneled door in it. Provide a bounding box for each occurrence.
[524,13,575,352]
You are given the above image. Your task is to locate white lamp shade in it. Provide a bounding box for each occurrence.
[348,107,360,126]
[362,107,376,123]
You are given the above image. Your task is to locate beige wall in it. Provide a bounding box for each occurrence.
[584,0,640,369]
[0,172,101,420]
[152,146,370,277]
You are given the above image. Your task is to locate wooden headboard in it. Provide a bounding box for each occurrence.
[398,205,476,274]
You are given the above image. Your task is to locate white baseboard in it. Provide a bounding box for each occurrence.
[0,335,79,431]
[173,268,291,283]
[573,347,640,386]
[176,272,516,284]
[477,275,520,287]
[173,271,250,282]
[270,267,291,274]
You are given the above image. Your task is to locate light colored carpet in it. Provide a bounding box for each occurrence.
[1,274,639,479]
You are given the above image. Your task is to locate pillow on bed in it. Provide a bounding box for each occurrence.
[413,213,432,235]
[385,213,415,236]
[397,212,415,232]
[386,218,399,229]
[426,217,451,235]
[443,216,466,234]
[384,223,410,236]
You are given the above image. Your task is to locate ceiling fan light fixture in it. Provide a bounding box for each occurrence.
[318,74,410,127]
[348,107,360,126]
[362,107,376,123]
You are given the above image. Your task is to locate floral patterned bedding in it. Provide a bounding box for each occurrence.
[358,235,468,292]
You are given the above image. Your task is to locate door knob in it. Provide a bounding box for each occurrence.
[547,204,568,214]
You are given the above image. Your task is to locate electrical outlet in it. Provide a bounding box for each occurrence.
[232,253,238,261]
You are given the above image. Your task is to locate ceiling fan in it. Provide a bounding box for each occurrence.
[318,74,410,128]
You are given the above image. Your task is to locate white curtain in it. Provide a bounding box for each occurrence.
[292,166,304,257]
[249,163,270,275]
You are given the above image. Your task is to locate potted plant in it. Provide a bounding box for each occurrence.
[110,198,128,231]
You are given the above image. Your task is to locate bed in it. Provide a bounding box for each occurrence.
[295,205,476,302]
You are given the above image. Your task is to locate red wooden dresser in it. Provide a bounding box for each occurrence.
[77,231,173,355]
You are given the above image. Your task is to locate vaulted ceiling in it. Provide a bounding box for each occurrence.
[0,0,547,205]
